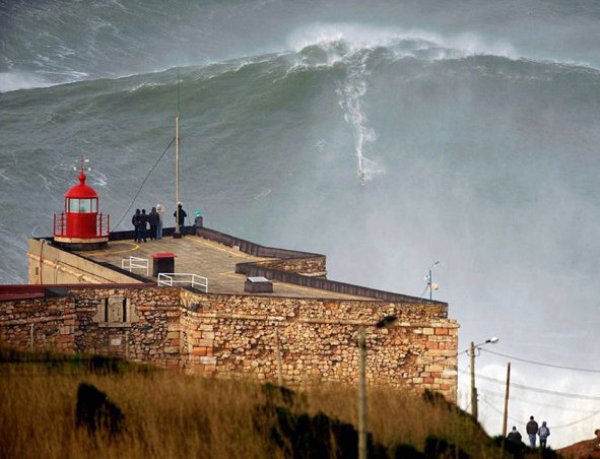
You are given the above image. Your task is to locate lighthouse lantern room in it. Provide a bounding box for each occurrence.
[53,158,110,250]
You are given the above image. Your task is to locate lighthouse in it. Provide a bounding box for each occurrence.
[53,158,110,250]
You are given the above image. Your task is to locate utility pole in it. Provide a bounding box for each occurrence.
[356,316,397,459]
[275,327,284,387]
[469,337,499,422]
[470,341,478,420]
[502,362,511,437]
[358,326,367,459]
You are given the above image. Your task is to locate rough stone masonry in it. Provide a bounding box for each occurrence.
[0,285,458,401]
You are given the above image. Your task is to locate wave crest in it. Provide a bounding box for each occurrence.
[287,22,518,61]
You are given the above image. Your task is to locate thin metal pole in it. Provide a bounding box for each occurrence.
[428,268,433,300]
[470,341,478,420]
[358,326,367,459]
[175,113,180,235]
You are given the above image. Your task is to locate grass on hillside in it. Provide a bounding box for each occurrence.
[0,347,558,458]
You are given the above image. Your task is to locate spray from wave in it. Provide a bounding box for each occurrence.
[287,23,518,60]
[335,50,384,184]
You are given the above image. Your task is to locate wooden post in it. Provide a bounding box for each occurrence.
[502,362,511,437]
[470,341,478,420]
[29,323,35,350]
[358,326,367,459]
[275,327,283,387]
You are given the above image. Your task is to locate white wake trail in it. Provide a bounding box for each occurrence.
[336,51,385,185]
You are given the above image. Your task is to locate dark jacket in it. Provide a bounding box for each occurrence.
[507,430,522,443]
[132,212,141,227]
[526,420,539,435]
[148,210,159,226]
[173,207,187,226]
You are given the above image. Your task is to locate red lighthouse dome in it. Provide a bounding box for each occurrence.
[53,160,110,250]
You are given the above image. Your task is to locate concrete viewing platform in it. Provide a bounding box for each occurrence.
[76,232,367,300]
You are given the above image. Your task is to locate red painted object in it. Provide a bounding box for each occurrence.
[151,253,177,259]
[53,164,109,246]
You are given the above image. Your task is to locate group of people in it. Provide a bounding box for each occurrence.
[507,415,550,449]
[132,203,203,243]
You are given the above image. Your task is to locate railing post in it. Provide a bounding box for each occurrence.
[107,214,110,235]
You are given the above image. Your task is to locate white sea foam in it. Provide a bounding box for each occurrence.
[0,72,52,93]
[335,50,385,184]
[91,170,108,188]
[287,22,518,60]
[0,169,13,183]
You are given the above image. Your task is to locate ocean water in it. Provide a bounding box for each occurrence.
[1,0,599,447]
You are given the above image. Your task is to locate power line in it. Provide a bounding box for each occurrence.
[480,397,521,425]
[480,348,600,373]
[113,137,175,229]
[457,368,600,401]
[552,409,600,429]
[483,390,600,414]
[479,396,600,430]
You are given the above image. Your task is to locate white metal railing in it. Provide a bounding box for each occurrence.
[121,256,149,276]
[157,273,208,293]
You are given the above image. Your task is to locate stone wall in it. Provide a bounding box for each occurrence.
[179,290,458,400]
[250,256,327,276]
[0,286,458,401]
[0,294,75,352]
[71,287,182,369]
[0,287,181,368]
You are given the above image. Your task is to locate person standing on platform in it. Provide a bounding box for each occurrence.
[173,202,187,236]
[140,209,148,242]
[192,210,203,235]
[526,416,539,448]
[148,207,159,240]
[155,203,165,240]
[132,209,142,243]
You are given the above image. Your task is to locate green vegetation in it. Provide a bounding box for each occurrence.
[0,347,559,458]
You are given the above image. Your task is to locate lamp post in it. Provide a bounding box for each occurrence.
[358,315,398,459]
[470,336,499,420]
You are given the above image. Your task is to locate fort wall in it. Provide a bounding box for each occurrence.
[0,286,458,401]
[179,290,457,400]
[27,239,140,285]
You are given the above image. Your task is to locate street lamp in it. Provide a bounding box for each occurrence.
[358,315,398,459]
[470,336,499,420]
